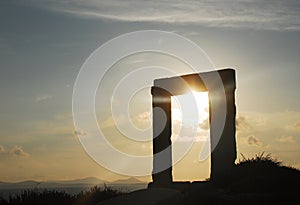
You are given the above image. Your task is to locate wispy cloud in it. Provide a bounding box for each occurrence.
[134,112,151,123]
[286,121,300,131]
[276,135,296,143]
[74,129,88,137]
[236,115,252,131]
[29,0,300,31]
[35,95,53,103]
[0,145,30,157]
[199,117,209,130]
[0,145,6,154]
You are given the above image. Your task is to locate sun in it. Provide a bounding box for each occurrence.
[171,90,209,126]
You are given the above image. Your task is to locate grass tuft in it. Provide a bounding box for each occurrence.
[238,152,282,167]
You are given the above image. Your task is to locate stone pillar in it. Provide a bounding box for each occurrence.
[151,87,173,186]
[209,84,236,181]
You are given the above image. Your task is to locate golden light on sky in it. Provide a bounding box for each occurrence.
[1,0,300,183]
[171,91,209,127]
[171,91,211,181]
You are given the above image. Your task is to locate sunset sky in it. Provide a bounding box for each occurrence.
[1,0,300,183]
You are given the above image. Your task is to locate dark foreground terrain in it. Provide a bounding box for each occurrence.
[182,153,300,205]
[1,153,299,205]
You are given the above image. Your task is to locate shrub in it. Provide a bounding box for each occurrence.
[9,189,74,205]
[7,185,124,205]
[74,184,123,205]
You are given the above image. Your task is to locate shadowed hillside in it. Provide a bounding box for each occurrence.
[99,153,300,205]
[184,153,300,205]
[1,153,299,205]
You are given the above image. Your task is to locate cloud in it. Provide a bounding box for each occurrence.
[74,129,88,137]
[247,135,262,147]
[134,112,151,123]
[29,0,300,31]
[199,118,209,130]
[0,145,6,154]
[236,115,251,131]
[99,115,128,129]
[35,95,53,103]
[276,136,296,143]
[0,145,30,157]
[285,121,300,132]
[10,146,30,157]
[172,122,209,142]
[100,112,151,130]
[295,122,300,128]
[199,114,250,131]
[172,134,208,142]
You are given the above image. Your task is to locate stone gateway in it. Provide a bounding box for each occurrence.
[150,69,237,187]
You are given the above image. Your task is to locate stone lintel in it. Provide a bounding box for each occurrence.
[152,68,235,96]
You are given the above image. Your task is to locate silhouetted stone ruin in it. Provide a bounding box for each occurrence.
[150,69,236,188]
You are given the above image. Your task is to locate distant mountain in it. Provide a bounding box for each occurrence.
[110,177,145,184]
[0,177,146,190]
[0,177,107,189]
[49,177,105,185]
[0,180,41,189]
